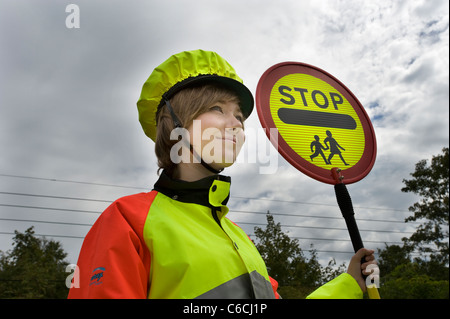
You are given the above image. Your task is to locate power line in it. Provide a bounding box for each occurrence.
[0,230,423,257]
[0,192,415,224]
[0,212,414,237]
[244,233,404,245]
[0,202,417,231]
[0,231,85,240]
[0,174,429,263]
[1,174,411,213]
[0,175,418,252]
[233,195,409,213]
[0,190,417,239]
[0,191,111,203]
[229,209,417,224]
[0,212,414,235]
[0,217,418,256]
[0,203,101,214]
[0,217,92,227]
[0,230,356,254]
[0,231,370,255]
[0,217,405,245]
[237,221,414,234]
[0,174,149,190]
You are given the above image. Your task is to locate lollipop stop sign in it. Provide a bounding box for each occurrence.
[256,62,380,298]
[256,62,376,184]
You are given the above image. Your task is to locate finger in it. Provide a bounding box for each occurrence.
[362,262,378,274]
[353,248,366,259]
[361,258,377,268]
[362,264,379,276]
[354,248,374,261]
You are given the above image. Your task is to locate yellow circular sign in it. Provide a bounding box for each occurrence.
[269,73,365,169]
[256,62,377,184]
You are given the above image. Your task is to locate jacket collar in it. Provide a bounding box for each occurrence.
[153,170,231,208]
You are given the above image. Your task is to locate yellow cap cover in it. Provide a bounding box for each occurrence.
[137,49,254,141]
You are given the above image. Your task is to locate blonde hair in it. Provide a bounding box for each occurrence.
[155,84,242,176]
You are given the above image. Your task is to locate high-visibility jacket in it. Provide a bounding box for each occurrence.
[67,171,362,299]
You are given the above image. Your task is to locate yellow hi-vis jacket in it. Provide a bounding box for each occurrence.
[68,171,362,299]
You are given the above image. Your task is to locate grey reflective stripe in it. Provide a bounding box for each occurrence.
[196,271,275,299]
[249,271,276,299]
[196,273,253,299]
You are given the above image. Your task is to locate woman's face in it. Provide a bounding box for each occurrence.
[187,100,245,170]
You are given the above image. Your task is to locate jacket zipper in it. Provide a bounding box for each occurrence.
[212,206,258,297]
[211,207,223,229]
[211,207,239,251]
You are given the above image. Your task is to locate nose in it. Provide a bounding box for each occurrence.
[226,113,243,131]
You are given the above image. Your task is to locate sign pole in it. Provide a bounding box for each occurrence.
[332,168,380,299]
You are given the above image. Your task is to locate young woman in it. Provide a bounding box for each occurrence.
[68,50,376,299]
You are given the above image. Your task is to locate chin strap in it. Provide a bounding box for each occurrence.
[164,98,224,175]
[164,98,183,129]
[189,144,224,174]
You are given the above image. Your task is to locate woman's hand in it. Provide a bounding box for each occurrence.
[346,248,377,292]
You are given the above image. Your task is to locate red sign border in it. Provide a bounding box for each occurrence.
[256,62,377,185]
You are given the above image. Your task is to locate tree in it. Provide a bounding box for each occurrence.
[320,257,347,284]
[254,213,327,298]
[377,147,449,298]
[0,227,70,298]
[378,263,449,299]
[377,244,411,276]
[401,147,449,272]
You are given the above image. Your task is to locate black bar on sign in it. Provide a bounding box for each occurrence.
[278,108,357,130]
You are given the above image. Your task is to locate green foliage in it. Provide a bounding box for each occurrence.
[401,147,449,264]
[320,257,347,284]
[377,244,412,275]
[0,227,70,299]
[377,147,449,299]
[380,263,449,299]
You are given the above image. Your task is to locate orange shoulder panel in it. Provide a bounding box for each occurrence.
[68,191,157,299]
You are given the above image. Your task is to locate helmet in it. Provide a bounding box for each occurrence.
[137,49,254,141]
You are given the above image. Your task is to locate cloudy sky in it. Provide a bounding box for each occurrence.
[1,0,448,272]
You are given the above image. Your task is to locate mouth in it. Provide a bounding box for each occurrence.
[216,136,236,144]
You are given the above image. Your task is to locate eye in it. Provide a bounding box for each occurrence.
[210,105,223,113]
[235,114,244,124]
